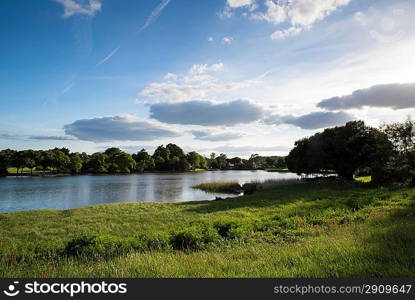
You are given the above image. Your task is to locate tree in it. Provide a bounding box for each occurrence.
[265,157,275,168]
[22,150,38,175]
[104,148,136,173]
[51,150,70,173]
[154,156,166,171]
[69,154,83,174]
[133,149,155,172]
[377,118,415,184]
[287,121,393,180]
[0,149,15,175]
[153,145,170,170]
[186,151,208,170]
[248,154,260,169]
[209,153,218,169]
[216,153,228,169]
[154,145,170,160]
[87,153,108,174]
[13,151,26,174]
[275,157,287,169]
[38,150,54,173]
[166,144,184,158]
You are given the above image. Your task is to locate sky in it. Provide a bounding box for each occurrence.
[1,0,415,157]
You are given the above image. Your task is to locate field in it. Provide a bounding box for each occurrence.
[0,182,414,277]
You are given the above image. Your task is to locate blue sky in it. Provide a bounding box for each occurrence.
[1,0,415,157]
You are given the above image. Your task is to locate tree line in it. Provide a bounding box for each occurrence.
[0,143,287,176]
[286,119,415,184]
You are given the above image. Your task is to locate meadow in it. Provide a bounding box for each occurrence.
[0,181,414,277]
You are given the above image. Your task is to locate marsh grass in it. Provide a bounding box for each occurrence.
[1,182,414,277]
[192,181,242,194]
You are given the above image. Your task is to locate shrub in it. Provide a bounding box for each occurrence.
[138,232,171,251]
[170,225,219,250]
[242,183,258,195]
[345,197,373,211]
[213,219,252,240]
[64,234,144,259]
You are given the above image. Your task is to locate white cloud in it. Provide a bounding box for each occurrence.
[318,82,415,111]
[189,129,245,141]
[139,62,258,103]
[64,115,182,142]
[188,63,224,75]
[354,11,368,25]
[53,0,102,18]
[164,73,178,80]
[140,79,256,103]
[208,36,214,42]
[271,26,302,40]
[228,0,351,40]
[252,0,286,24]
[289,0,351,27]
[227,0,256,8]
[150,99,266,126]
[223,37,234,44]
[264,111,355,129]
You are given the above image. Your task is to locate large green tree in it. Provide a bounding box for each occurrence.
[287,121,393,180]
[104,148,136,173]
[133,149,155,172]
[87,152,108,174]
[0,149,15,175]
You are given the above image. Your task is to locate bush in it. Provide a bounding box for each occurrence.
[242,183,258,195]
[64,234,144,259]
[345,198,373,211]
[213,219,252,240]
[138,232,171,251]
[170,225,219,250]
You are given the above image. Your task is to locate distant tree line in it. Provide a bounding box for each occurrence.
[0,143,286,176]
[286,119,415,184]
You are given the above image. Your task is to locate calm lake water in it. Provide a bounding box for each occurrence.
[0,171,298,213]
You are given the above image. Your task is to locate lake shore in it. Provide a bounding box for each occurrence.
[1,181,414,277]
[2,168,282,177]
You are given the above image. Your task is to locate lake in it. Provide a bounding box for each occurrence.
[0,170,298,213]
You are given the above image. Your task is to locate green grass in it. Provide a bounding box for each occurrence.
[1,182,415,277]
[355,176,372,183]
[192,181,242,194]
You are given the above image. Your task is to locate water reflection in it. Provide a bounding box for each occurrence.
[0,171,298,212]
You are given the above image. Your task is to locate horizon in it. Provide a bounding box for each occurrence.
[1,0,415,158]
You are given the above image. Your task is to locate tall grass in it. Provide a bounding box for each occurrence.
[1,182,414,277]
[192,181,242,194]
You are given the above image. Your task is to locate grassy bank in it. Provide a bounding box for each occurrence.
[0,182,414,277]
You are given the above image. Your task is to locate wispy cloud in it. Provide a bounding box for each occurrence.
[96,46,120,67]
[137,0,172,34]
[95,0,172,67]
[29,135,78,141]
[223,37,233,44]
[53,0,102,18]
